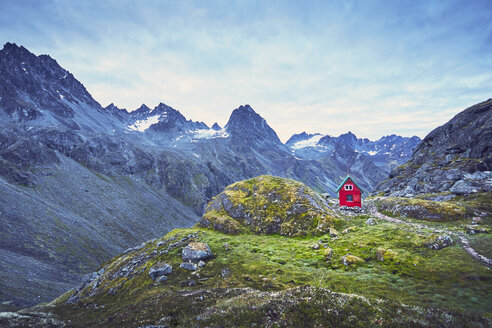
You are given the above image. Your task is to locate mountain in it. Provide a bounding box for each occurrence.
[0,42,418,310]
[287,131,420,175]
[374,99,492,197]
[0,43,120,133]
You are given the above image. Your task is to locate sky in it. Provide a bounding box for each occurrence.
[1,0,491,142]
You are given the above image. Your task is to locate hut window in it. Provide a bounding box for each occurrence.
[347,195,353,202]
[345,185,353,191]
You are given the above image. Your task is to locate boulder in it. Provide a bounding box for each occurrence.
[342,227,356,234]
[149,262,172,280]
[324,248,333,260]
[180,262,198,271]
[465,225,489,234]
[341,254,364,266]
[424,235,453,250]
[182,242,213,263]
[365,218,378,226]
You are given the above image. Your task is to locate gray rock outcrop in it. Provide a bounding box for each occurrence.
[374,99,492,196]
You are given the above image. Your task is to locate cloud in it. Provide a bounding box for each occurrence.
[0,0,491,141]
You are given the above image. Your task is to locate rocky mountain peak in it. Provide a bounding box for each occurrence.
[133,104,152,115]
[374,98,492,196]
[225,104,281,144]
[0,42,102,125]
[285,132,321,147]
[211,122,222,131]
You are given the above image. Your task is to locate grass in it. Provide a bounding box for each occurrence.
[50,213,492,327]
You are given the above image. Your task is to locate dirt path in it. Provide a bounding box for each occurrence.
[368,206,492,269]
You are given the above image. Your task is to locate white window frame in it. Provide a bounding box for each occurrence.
[344,184,353,191]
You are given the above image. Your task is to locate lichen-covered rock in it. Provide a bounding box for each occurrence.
[182,242,213,263]
[341,254,365,266]
[149,262,172,280]
[197,175,339,236]
[375,197,468,222]
[342,226,356,234]
[365,218,378,226]
[465,225,489,234]
[424,234,453,250]
[324,247,333,260]
[375,248,398,262]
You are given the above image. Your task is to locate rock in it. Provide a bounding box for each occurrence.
[403,186,415,197]
[180,262,198,271]
[182,242,213,263]
[324,248,333,260]
[328,228,338,237]
[198,260,206,268]
[342,226,356,234]
[449,180,479,195]
[223,242,230,251]
[466,225,489,234]
[375,248,397,262]
[424,234,453,250]
[156,275,168,283]
[311,243,320,250]
[341,254,365,266]
[180,279,196,287]
[472,217,483,225]
[221,268,231,278]
[365,218,378,226]
[372,99,492,196]
[148,262,172,280]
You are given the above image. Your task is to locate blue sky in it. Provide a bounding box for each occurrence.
[1,0,491,141]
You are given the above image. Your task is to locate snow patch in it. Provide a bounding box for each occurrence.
[193,128,229,139]
[291,134,324,149]
[128,115,161,132]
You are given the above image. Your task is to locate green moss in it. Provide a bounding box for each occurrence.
[376,197,468,222]
[197,175,338,236]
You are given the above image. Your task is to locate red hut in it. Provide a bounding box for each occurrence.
[336,176,363,207]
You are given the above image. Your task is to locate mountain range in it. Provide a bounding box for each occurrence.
[0,42,423,309]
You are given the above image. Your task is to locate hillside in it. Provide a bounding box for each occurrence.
[3,176,491,327]
[374,98,492,197]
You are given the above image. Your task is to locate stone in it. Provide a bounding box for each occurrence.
[365,218,378,226]
[198,260,206,268]
[375,248,397,262]
[449,180,478,195]
[182,242,213,263]
[328,228,338,237]
[342,226,356,234]
[424,235,453,250]
[221,268,231,278]
[180,262,198,271]
[465,225,489,234]
[180,279,196,287]
[341,254,364,266]
[156,275,168,283]
[311,243,320,250]
[149,262,172,280]
[324,247,333,260]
